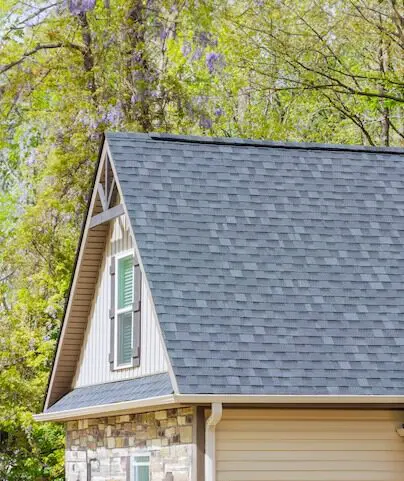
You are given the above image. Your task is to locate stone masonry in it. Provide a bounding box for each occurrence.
[65,407,195,481]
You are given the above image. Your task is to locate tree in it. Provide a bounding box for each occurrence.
[221,0,403,145]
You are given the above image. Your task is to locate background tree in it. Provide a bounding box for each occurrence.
[0,0,402,478]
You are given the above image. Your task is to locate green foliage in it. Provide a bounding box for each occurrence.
[0,0,402,479]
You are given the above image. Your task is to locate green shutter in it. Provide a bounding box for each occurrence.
[109,257,116,370]
[118,256,134,309]
[132,262,142,365]
[117,311,133,365]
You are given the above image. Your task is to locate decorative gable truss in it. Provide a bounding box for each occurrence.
[44,140,174,410]
[90,154,124,229]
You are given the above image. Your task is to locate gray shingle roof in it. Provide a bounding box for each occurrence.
[107,132,404,396]
[46,373,172,412]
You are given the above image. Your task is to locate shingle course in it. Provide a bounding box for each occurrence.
[46,373,172,412]
[107,132,404,395]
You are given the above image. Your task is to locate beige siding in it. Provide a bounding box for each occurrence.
[216,409,404,481]
[73,214,168,388]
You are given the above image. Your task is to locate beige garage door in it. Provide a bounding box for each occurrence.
[216,409,404,481]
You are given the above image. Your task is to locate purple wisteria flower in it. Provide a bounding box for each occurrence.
[102,103,123,126]
[132,51,143,63]
[68,0,96,15]
[193,95,209,106]
[214,107,224,116]
[195,31,215,48]
[181,43,192,57]
[160,27,169,41]
[192,47,203,62]
[206,52,224,74]
[200,115,212,129]
[26,152,36,166]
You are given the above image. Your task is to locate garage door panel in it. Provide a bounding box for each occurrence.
[217,430,400,441]
[218,460,404,472]
[220,410,403,422]
[218,420,398,433]
[216,410,404,481]
[217,470,400,481]
[217,450,404,462]
[218,439,402,451]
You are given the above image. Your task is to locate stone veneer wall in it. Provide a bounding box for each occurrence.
[65,407,195,481]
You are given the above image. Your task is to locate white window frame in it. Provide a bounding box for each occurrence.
[131,453,150,481]
[114,250,135,370]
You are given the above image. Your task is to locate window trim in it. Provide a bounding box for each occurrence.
[131,452,151,481]
[114,250,135,370]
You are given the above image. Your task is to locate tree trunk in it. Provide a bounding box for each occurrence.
[378,10,390,146]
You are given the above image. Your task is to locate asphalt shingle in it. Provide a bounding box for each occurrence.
[46,373,172,412]
[107,132,404,396]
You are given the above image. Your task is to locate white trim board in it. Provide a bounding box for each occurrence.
[35,393,404,422]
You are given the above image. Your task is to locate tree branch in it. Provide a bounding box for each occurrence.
[0,42,86,75]
[0,43,63,74]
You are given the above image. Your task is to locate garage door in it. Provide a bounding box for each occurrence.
[216,409,404,481]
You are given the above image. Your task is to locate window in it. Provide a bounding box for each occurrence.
[116,253,134,367]
[132,455,150,481]
[109,250,141,371]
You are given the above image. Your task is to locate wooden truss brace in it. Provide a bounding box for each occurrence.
[90,155,123,229]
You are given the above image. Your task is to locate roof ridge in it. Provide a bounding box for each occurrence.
[106,131,404,155]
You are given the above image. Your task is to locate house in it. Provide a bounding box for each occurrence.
[35,132,404,481]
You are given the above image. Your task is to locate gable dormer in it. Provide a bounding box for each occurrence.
[72,210,168,388]
[45,141,173,409]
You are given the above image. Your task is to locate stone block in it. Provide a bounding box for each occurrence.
[150,438,162,448]
[178,407,194,416]
[115,438,125,448]
[155,410,167,420]
[167,417,177,427]
[67,421,78,431]
[179,426,192,444]
[107,437,116,449]
[164,427,176,439]
[117,415,130,423]
[78,419,88,430]
[177,416,187,426]
[66,450,86,462]
[168,434,180,445]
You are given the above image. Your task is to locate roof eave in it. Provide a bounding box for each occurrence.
[176,394,404,405]
[35,393,404,422]
[34,394,177,422]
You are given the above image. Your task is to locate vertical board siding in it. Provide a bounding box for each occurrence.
[73,215,168,388]
[216,409,404,481]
